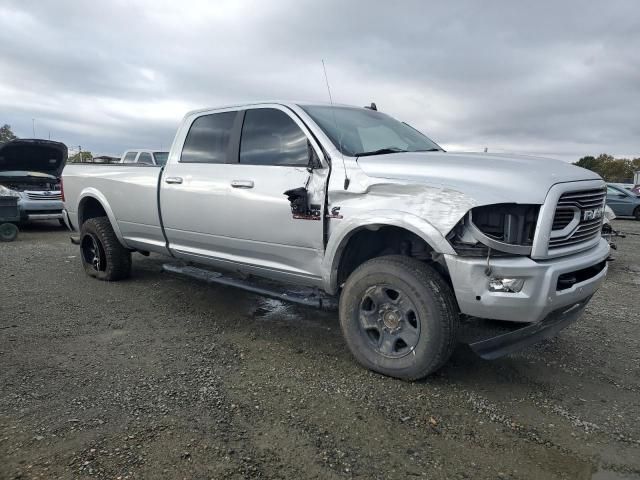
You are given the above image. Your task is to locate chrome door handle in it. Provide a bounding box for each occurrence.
[165,177,183,184]
[231,180,254,189]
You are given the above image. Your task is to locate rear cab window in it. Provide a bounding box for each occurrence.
[137,152,154,165]
[122,151,138,163]
[153,152,168,166]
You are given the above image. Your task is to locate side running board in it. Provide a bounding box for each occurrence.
[161,263,338,310]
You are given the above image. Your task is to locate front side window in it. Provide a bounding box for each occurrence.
[301,105,441,157]
[123,151,137,163]
[181,111,237,163]
[239,108,309,166]
[137,152,153,164]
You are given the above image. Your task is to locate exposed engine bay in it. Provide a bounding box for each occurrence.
[0,178,61,191]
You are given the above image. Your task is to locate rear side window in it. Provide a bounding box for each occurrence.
[123,151,137,163]
[181,111,237,163]
[137,152,153,164]
[240,108,309,166]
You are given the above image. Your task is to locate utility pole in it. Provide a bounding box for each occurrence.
[32,118,35,137]
[78,145,82,163]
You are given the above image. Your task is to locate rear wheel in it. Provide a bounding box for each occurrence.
[80,217,131,280]
[0,222,18,242]
[634,207,640,221]
[339,255,459,380]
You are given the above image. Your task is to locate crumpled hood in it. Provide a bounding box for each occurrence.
[0,139,68,178]
[357,151,602,205]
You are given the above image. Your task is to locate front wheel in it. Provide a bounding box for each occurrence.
[634,207,640,221]
[80,217,131,280]
[339,255,459,380]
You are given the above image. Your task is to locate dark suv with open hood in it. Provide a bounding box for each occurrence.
[0,139,67,223]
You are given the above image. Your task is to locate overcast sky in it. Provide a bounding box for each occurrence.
[1,0,638,160]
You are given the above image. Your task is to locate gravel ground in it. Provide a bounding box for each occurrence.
[1,219,639,480]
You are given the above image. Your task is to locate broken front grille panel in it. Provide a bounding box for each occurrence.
[549,188,606,250]
[25,191,63,201]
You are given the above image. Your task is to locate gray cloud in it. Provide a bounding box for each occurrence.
[0,0,638,160]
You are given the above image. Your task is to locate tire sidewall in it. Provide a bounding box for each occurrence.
[80,218,125,280]
[339,260,451,378]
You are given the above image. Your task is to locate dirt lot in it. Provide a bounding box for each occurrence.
[1,220,639,480]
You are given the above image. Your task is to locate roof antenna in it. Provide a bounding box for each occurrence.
[322,59,349,190]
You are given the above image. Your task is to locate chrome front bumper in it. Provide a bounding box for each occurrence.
[445,238,610,323]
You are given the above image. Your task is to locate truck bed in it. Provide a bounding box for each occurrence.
[62,164,166,252]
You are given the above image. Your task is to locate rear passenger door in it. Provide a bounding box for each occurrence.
[160,109,241,261]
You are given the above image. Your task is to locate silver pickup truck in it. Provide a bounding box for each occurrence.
[62,102,610,380]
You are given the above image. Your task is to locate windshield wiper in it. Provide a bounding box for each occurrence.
[413,148,441,152]
[355,147,409,157]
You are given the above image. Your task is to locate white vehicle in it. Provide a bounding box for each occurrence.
[120,149,168,166]
[62,101,610,380]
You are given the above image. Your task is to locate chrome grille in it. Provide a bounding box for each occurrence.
[25,191,62,201]
[549,188,606,249]
[552,209,575,230]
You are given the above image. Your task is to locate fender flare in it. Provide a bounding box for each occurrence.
[77,188,128,246]
[321,210,456,294]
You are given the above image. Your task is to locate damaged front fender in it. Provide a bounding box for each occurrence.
[322,209,459,294]
[322,179,479,293]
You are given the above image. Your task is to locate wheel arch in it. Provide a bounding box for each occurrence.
[77,189,127,245]
[322,211,455,295]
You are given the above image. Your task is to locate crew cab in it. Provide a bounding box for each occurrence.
[62,102,610,380]
[0,139,67,223]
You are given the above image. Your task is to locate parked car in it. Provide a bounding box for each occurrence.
[120,149,168,166]
[0,139,67,223]
[62,102,610,380]
[606,183,640,219]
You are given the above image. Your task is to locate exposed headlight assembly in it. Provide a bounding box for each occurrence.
[448,203,540,256]
[0,185,21,198]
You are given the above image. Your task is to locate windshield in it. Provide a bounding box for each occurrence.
[153,152,169,166]
[300,105,442,157]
